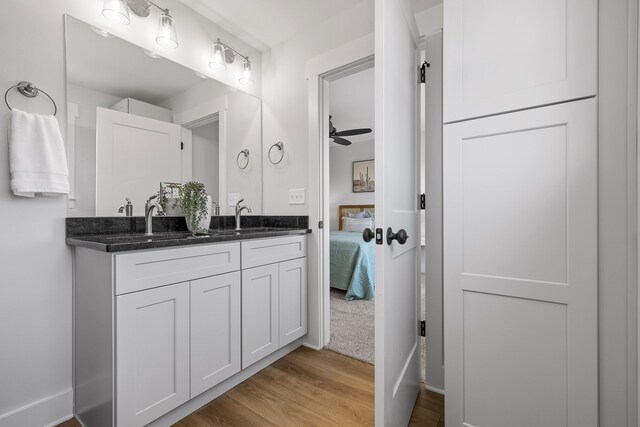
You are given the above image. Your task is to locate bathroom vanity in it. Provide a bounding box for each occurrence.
[68,228,308,427]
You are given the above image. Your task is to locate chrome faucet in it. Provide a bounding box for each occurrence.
[235,199,252,231]
[144,194,160,236]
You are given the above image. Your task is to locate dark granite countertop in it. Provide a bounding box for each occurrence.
[67,228,311,253]
[66,216,311,253]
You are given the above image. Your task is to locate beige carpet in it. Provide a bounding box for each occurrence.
[326,275,427,382]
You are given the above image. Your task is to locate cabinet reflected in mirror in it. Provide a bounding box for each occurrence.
[65,15,262,217]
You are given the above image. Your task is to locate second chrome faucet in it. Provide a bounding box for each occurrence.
[235,199,252,231]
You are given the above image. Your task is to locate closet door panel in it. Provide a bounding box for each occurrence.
[443,0,596,122]
[444,99,597,426]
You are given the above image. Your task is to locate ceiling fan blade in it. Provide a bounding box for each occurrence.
[332,136,352,146]
[334,128,372,137]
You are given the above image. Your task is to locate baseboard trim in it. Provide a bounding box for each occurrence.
[425,384,445,395]
[0,388,73,427]
[302,341,322,351]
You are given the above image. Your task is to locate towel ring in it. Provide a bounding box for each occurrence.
[236,149,250,169]
[268,141,285,165]
[5,81,57,116]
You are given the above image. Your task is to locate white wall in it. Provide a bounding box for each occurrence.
[329,141,375,230]
[599,0,639,425]
[261,0,374,215]
[67,84,122,217]
[0,0,262,424]
[191,120,220,203]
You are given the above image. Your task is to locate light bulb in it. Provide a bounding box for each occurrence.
[239,58,255,86]
[102,0,130,25]
[209,41,227,71]
[156,11,178,49]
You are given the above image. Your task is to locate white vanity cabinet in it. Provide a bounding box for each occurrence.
[73,234,307,427]
[240,236,307,369]
[116,282,191,427]
[190,272,241,397]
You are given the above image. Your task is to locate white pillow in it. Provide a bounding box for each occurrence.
[342,217,374,232]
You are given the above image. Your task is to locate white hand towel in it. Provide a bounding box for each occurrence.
[9,108,69,197]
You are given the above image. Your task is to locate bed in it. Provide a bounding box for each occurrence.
[330,205,375,300]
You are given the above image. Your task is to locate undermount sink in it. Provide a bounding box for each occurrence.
[99,232,196,243]
[214,227,280,235]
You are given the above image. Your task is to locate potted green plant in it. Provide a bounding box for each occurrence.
[180,181,212,234]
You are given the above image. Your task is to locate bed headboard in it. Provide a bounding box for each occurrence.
[338,204,375,230]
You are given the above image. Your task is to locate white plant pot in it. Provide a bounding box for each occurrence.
[185,195,212,234]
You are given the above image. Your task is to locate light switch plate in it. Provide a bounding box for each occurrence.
[228,193,241,207]
[289,188,305,205]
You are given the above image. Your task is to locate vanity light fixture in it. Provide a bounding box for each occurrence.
[102,0,178,49]
[102,0,130,25]
[239,58,254,86]
[209,38,254,86]
[155,10,178,49]
[209,41,227,72]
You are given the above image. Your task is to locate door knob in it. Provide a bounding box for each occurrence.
[387,227,408,245]
[362,227,375,242]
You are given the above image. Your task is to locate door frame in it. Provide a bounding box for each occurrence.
[173,95,228,214]
[305,33,375,349]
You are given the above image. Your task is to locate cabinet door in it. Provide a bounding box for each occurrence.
[443,99,597,426]
[279,258,307,346]
[242,264,279,368]
[190,272,241,397]
[116,282,190,427]
[443,0,596,122]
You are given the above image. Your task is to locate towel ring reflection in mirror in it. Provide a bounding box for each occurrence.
[268,141,284,165]
[236,149,250,169]
[4,81,58,116]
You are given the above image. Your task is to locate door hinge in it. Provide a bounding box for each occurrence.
[419,61,430,84]
[420,320,426,337]
[375,228,384,245]
[318,220,324,229]
[420,193,426,210]
[180,141,184,150]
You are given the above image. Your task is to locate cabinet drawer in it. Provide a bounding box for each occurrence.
[241,235,306,269]
[115,242,240,295]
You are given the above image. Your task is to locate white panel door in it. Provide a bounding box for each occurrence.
[96,107,181,215]
[375,0,421,425]
[279,258,307,346]
[443,0,596,122]
[443,99,597,427]
[190,272,241,397]
[242,263,279,368]
[116,282,190,427]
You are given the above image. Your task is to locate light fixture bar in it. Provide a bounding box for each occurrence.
[215,39,250,62]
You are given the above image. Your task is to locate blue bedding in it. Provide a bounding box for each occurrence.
[330,231,375,300]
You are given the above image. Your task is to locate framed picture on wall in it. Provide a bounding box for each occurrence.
[353,159,375,193]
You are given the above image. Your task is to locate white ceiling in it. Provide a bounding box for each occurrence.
[329,66,374,147]
[179,0,441,52]
[179,0,362,52]
[66,16,217,105]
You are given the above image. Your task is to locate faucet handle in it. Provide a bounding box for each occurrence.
[146,194,158,204]
[236,198,245,206]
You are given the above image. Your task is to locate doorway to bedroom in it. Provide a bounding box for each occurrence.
[324,65,377,365]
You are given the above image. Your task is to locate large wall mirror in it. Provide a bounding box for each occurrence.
[64,15,262,217]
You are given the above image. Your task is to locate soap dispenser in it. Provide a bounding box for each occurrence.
[118,198,133,216]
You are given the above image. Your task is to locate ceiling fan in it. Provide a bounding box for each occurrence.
[329,115,372,146]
